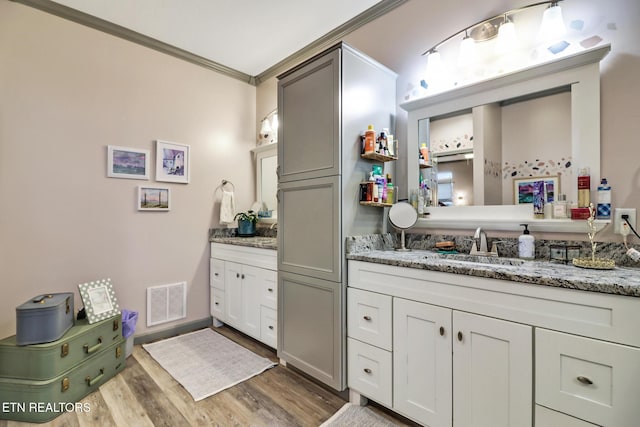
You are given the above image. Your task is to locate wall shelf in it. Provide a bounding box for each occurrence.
[360,201,393,208]
[361,152,397,162]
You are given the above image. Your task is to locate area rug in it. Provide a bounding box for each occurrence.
[142,328,277,401]
[320,403,399,426]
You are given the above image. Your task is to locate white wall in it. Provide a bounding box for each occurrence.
[0,2,257,338]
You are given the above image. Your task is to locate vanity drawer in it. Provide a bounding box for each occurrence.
[347,337,392,407]
[260,306,277,349]
[535,405,599,427]
[210,258,225,290]
[347,288,392,351]
[536,328,640,426]
[260,270,277,310]
[210,289,225,321]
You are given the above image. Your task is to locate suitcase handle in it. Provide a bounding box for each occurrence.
[32,294,53,304]
[83,337,103,354]
[85,368,104,387]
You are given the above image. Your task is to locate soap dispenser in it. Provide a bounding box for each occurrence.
[518,224,535,260]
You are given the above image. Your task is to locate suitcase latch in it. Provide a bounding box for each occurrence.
[113,318,119,331]
[116,346,122,358]
[61,343,69,358]
[61,377,70,392]
[65,297,70,314]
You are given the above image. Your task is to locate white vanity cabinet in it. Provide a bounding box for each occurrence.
[347,260,640,427]
[210,243,277,348]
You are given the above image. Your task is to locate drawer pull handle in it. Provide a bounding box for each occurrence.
[268,288,274,292]
[457,331,463,341]
[439,326,445,336]
[363,315,372,321]
[577,376,593,385]
[363,368,372,374]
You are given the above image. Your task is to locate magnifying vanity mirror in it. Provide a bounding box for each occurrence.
[400,44,611,232]
[389,201,418,251]
[252,143,278,221]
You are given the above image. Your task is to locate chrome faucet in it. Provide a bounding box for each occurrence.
[471,227,489,254]
[469,227,503,257]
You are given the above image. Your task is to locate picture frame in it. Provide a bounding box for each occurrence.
[78,278,120,324]
[513,175,559,205]
[138,186,171,211]
[155,140,190,183]
[107,145,150,180]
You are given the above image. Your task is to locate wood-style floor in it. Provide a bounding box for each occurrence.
[1,326,417,427]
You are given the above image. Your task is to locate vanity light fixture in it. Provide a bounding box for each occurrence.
[495,14,518,55]
[457,30,476,67]
[259,108,278,143]
[539,1,566,41]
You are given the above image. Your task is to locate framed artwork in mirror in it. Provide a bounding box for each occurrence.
[513,175,559,205]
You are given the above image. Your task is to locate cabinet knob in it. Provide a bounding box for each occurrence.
[363,368,372,374]
[215,302,219,306]
[268,288,274,292]
[439,326,445,336]
[241,274,245,279]
[457,331,463,341]
[236,273,240,278]
[268,325,274,330]
[214,273,219,276]
[363,315,372,321]
[577,376,593,385]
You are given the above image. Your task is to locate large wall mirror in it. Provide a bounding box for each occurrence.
[401,44,610,231]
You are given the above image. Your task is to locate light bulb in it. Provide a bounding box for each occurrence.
[458,34,476,68]
[271,113,278,131]
[260,118,272,135]
[539,3,566,42]
[495,18,517,55]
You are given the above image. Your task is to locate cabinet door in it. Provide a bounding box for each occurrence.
[277,47,340,182]
[278,176,341,282]
[393,298,452,427]
[278,271,343,390]
[224,261,243,328]
[453,311,533,427]
[241,265,268,339]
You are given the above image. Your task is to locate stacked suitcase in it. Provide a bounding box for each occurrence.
[0,312,126,423]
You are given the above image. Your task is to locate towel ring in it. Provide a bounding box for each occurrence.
[221,180,235,191]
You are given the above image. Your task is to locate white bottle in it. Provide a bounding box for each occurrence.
[518,224,535,260]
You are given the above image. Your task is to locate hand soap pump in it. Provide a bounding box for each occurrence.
[518,224,535,260]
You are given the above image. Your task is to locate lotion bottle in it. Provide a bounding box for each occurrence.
[518,224,535,260]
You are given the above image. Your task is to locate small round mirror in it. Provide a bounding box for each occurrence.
[388,202,418,252]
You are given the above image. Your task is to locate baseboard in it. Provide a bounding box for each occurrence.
[133,316,213,345]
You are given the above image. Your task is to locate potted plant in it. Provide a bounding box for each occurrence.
[234,210,258,237]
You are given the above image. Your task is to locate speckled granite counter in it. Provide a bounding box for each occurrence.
[209,227,277,250]
[346,234,640,297]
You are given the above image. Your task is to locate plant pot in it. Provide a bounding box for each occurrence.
[237,219,256,237]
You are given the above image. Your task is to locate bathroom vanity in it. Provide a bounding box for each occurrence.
[346,248,640,426]
[209,237,278,349]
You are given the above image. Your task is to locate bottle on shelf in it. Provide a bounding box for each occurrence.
[364,125,376,154]
[386,174,394,204]
[596,178,611,219]
[577,167,591,208]
[420,143,430,164]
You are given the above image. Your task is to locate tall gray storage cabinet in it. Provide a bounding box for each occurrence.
[277,43,396,390]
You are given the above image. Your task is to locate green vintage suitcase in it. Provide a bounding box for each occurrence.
[0,314,122,380]
[0,336,125,423]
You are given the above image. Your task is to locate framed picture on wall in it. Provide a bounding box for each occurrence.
[107,145,150,180]
[138,186,170,211]
[78,278,120,324]
[155,140,190,183]
[513,175,559,205]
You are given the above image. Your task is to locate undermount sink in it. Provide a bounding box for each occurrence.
[432,253,525,267]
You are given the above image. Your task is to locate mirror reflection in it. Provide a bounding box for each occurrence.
[420,88,572,207]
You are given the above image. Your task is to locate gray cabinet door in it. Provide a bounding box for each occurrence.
[277,176,341,282]
[278,270,343,390]
[277,48,340,182]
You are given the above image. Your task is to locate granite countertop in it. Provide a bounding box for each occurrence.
[210,235,277,250]
[347,249,640,297]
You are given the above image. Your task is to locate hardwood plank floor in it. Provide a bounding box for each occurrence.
[1,326,418,426]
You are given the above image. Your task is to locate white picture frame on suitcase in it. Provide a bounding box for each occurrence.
[78,278,120,324]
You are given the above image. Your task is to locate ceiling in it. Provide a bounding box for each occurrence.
[19,0,405,83]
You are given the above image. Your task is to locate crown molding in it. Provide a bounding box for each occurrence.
[12,0,406,86]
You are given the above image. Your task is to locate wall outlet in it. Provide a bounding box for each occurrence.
[614,208,636,235]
